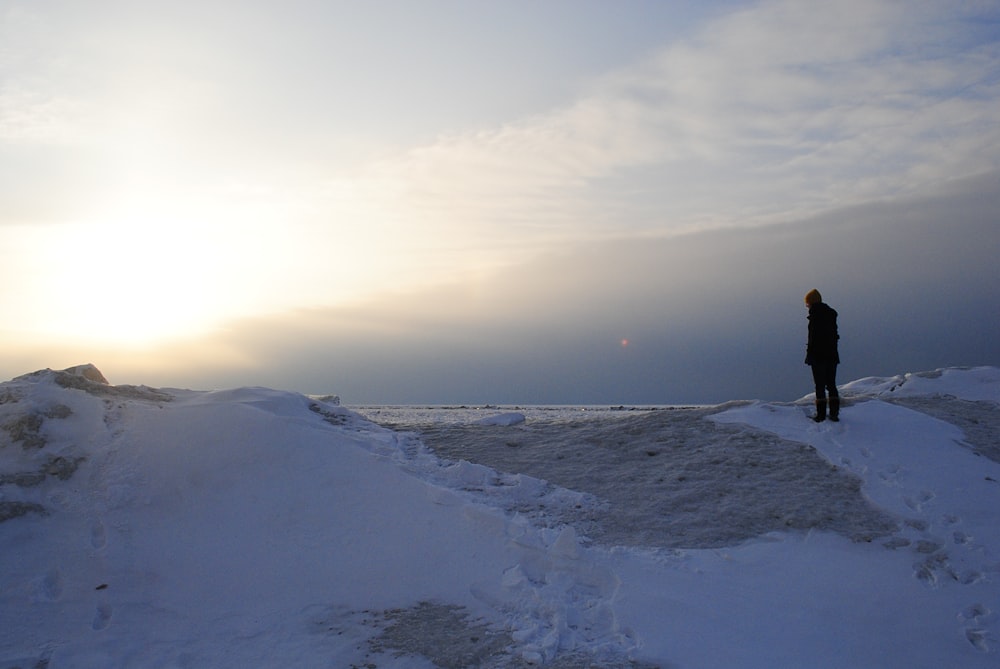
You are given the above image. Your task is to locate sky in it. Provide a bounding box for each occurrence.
[1,0,998,404]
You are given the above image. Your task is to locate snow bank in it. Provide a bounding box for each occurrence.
[839,365,1000,402]
[705,374,1000,667]
[476,412,527,426]
[0,366,628,667]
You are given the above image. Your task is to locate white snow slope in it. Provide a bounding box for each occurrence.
[0,364,998,668]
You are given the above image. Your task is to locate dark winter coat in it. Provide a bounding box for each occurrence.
[806,302,840,365]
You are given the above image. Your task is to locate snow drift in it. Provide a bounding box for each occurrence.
[1,364,998,668]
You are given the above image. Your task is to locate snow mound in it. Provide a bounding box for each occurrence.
[0,366,632,667]
[477,412,527,426]
[839,365,1000,403]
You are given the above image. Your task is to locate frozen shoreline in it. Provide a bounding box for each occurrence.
[1,365,998,667]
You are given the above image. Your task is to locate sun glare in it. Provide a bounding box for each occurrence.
[28,212,244,347]
[11,192,404,350]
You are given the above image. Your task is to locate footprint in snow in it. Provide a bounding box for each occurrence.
[877,463,902,485]
[962,603,990,620]
[960,608,994,655]
[959,570,984,585]
[90,519,107,549]
[904,490,935,512]
[953,530,972,545]
[882,536,911,550]
[37,568,63,601]
[965,628,990,652]
[92,603,113,631]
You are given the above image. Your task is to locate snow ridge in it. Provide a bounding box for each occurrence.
[0,366,635,667]
[711,366,1000,661]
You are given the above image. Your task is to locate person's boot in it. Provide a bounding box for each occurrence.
[829,397,840,422]
[812,399,827,422]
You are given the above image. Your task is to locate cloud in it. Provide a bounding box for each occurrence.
[333,0,1000,259]
[39,170,994,404]
[2,0,998,352]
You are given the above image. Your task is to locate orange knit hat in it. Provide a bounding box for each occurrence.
[804,289,822,305]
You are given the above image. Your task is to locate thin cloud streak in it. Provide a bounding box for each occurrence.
[352,0,1000,254]
[266,1,1000,319]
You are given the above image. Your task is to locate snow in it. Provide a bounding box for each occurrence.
[1,364,998,668]
[476,412,527,427]
[839,366,1000,402]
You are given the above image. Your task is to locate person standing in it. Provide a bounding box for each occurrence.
[804,289,840,422]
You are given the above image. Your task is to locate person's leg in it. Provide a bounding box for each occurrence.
[811,364,827,421]
[827,364,840,421]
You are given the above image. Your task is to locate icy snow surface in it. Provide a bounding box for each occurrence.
[0,364,998,668]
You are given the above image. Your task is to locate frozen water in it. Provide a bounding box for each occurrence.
[364,404,898,549]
